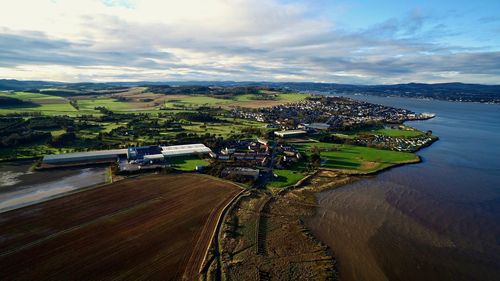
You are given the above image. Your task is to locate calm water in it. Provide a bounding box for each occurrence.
[306,95,500,281]
[0,161,105,213]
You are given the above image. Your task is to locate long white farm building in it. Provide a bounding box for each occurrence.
[42,144,212,165]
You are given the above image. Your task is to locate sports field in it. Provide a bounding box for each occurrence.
[0,174,240,281]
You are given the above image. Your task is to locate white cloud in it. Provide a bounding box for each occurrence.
[0,0,498,83]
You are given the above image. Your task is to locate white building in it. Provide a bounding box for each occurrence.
[161,143,212,157]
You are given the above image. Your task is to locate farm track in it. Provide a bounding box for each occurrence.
[256,196,273,256]
[182,188,243,280]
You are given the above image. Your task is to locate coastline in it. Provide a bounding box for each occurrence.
[262,140,435,280]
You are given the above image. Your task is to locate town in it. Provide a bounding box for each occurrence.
[22,92,439,188]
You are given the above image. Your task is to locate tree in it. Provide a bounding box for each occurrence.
[310,146,321,168]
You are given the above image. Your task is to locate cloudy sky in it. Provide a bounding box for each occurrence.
[0,0,499,84]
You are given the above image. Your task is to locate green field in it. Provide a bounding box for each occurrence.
[0,92,77,115]
[1,91,308,116]
[269,168,306,189]
[0,92,156,116]
[369,128,423,137]
[76,98,133,112]
[168,156,209,171]
[294,142,419,173]
[164,95,233,108]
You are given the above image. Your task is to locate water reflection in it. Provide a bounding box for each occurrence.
[0,161,105,213]
[307,95,500,281]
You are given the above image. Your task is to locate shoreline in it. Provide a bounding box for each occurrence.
[256,140,435,280]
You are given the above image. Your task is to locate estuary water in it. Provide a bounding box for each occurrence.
[306,95,500,281]
[0,161,105,213]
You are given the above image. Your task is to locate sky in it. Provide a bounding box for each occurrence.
[0,0,499,84]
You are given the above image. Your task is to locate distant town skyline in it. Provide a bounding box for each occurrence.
[0,0,499,84]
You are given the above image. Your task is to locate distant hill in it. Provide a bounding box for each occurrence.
[273,82,500,103]
[0,79,63,91]
[1,79,499,103]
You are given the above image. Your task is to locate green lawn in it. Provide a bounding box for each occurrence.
[294,142,419,173]
[370,128,424,137]
[268,168,306,189]
[168,156,209,171]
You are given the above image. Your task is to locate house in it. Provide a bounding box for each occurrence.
[257,138,269,146]
[306,123,330,131]
[222,167,260,180]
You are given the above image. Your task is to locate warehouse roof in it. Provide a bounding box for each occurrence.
[306,123,331,130]
[274,130,307,136]
[43,149,128,162]
[161,143,212,157]
[128,146,162,160]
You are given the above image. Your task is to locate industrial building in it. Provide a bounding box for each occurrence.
[161,143,212,157]
[305,123,331,131]
[222,167,260,180]
[42,143,212,167]
[274,129,307,138]
[127,146,163,161]
[42,149,128,164]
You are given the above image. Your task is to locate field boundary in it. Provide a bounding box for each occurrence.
[195,187,246,279]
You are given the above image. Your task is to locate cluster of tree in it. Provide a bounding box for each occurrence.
[0,117,24,130]
[0,111,42,117]
[0,131,51,148]
[0,96,38,108]
[69,99,79,110]
[0,116,73,148]
[26,116,74,130]
[50,131,108,149]
[50,132,77,147]
[309,146,321,168]
[94,106,113,115]
[175,112,221,123]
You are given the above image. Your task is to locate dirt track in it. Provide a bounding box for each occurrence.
[0,174,240,281]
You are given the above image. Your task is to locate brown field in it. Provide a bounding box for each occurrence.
[0,174,240,281]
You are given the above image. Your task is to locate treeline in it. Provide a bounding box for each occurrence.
[0,116,74,148]
[148,85,262,99]
[1,131,51,148]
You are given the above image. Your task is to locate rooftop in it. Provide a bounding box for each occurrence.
[43,149,128,162]
[274,130,307,136]
[161,143,212,157]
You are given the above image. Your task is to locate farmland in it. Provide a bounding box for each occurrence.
[0,174,240,281]
[0,88,308,117]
